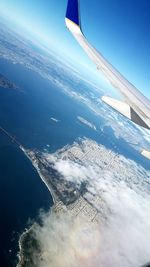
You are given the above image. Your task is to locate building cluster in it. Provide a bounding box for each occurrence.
[54,196,101,224]
[26,139,123,225]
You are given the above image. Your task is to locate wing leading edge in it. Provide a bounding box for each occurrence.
[65,0,150,129]
[65,0,150,160]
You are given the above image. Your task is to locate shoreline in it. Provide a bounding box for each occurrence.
[17,145,56,267]
[16,145,57,267]
[0,128,54,267]
[19,145,56,205]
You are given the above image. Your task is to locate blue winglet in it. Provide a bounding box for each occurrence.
[66,0,80,26]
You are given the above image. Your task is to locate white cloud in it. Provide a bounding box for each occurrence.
[24,139,150,267]
[50,117,59,123]
[77,116,97,131]
[30,212,101,267]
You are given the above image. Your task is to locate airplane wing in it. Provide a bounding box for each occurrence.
[65,0,150,159]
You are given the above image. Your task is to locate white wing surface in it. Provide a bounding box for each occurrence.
[65,0,150,159]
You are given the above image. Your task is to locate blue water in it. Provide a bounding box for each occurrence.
[0,56,150,267]
[0,59,102,151]
[0,58,106,266]
[0,140,52,267]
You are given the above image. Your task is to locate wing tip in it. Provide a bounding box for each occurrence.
[66,0,80,27]
[141,150,150,160]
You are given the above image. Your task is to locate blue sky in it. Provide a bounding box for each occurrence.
[0,0,150,97]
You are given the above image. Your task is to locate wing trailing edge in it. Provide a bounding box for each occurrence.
[102,96,150,129]
[65,0,150,159]
[65,0,150,131]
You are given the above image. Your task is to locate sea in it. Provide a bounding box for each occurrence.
[0,55,149,267]
[0,58,106,267]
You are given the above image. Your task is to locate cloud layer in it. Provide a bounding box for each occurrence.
[30,211,101,267]
[23,139,150,267]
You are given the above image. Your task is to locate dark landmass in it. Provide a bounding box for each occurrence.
[18,229,41,267]
[17,145,101,267]
[0,73,19,90]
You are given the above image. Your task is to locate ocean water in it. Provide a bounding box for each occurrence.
[0,55,149,267]
[0,139,52,267]
[0,59,103,151]
[0,58,105,266]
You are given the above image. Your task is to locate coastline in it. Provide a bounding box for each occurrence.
[17,146,55,267]
[19,145,56,205]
